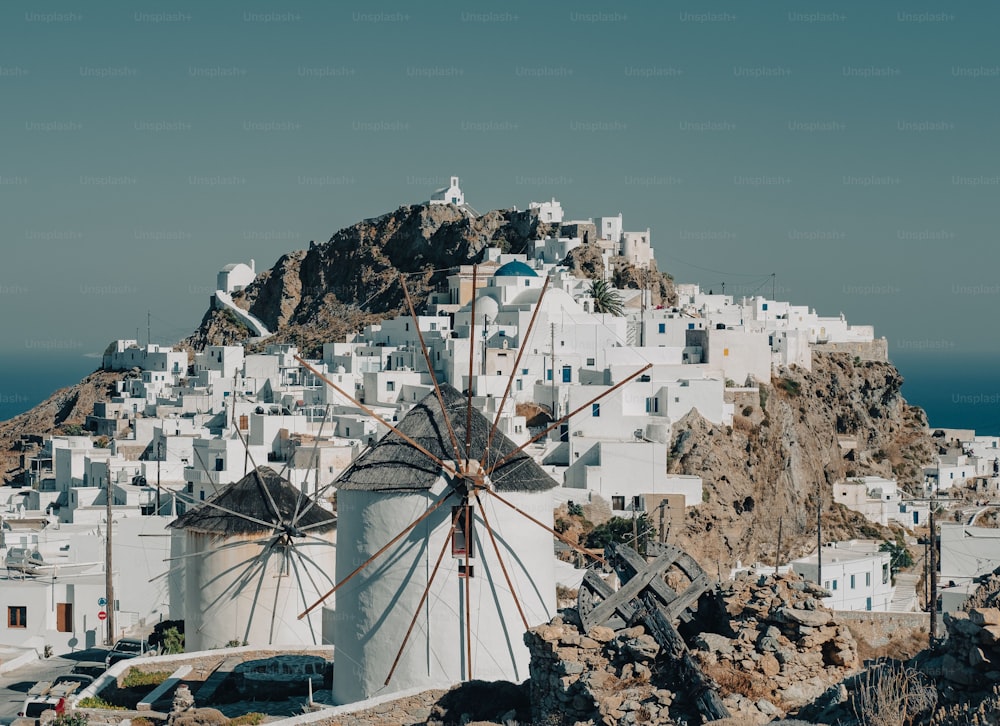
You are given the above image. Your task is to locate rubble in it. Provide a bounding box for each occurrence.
[525,568,862,725]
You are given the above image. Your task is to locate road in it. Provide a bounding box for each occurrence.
[0,648,107,724]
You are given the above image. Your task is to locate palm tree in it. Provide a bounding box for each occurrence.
[589,279,624,316]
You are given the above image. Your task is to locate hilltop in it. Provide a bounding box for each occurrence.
[185,203,675,356]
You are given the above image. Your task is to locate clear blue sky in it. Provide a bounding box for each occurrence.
[2,0,997,359]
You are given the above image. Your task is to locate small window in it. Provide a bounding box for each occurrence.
[631,496,642,510]
[458,563,475,578]
[612,496,625,510]
[8,606,26,629]
[832,580,838,590]
[387,381,395,392]
[723,348,729,357]
[522,368,529,375]
[452,506,474,558]
[850,574,856,589]
[688,323,695,330]
[592,403,600,417]
[762,303,768,311]
[882,564,889,584]
[546,369,552,381]
[658,323,665,334]
[586,358,595,366]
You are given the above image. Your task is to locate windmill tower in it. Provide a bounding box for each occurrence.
[169,466,337,651]
[293,268,651,705]
[331,385,557,702]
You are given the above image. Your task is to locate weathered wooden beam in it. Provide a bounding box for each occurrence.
[640,593,730,722]
[608,543,694,623]
[579,570,632,632]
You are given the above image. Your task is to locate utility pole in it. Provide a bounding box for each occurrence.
[105,471,115,645]
[156,440,162,515]
[147,310,151,346]
[771,273,776,301]
[816,482,823,589]
[550,323,556,419]
[929,492,938,646]
[659,500,666,543]
[776,517,783,575]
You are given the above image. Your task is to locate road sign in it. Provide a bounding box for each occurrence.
[97,597,107,607]
[97,611,107,621]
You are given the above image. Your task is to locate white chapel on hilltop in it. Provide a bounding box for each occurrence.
[429,176,464,206]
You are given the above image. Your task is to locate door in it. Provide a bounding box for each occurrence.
[56,603,73,633]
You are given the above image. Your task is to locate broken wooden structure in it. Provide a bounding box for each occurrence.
[577,541,730,721]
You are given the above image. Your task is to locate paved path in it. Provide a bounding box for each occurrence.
[890,572,920,612]
[0,648,106,724]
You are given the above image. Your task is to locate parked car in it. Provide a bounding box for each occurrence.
[18,673,94,720]
[105,638,155,667]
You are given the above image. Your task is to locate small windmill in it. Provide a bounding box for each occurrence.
[292,267,651,703]
[160,399,339,650]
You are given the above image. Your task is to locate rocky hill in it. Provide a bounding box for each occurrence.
[185,203,676,355]
[0,369,126,485]
[668,352,936,571]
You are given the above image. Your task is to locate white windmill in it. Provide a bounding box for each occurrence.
[293,269,651,704]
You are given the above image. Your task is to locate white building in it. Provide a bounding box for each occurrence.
[217,260,256,295]
[792,541,895,612]
[102,340,187,377]
[429,176,464,206]
[529,198,564,224]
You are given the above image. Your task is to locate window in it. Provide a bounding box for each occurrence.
[723,348,729,357]
[586,358,595,366]
[866,597,872,611]
[832,579,838,590]
[645,397,659,413]
[882,564,889,584]
[612,496,625,510]
[215,458,224,472]
[688,323,695,330]
[452,506,474,558]
[522,368,529,375]
[200,491,205,501]
[658,323,665,334]
[546,369,552,381]
[592,403,600,417]
[866,572,871,587]
[762,303,768,311]
[631,496,642,510]
[458,563,474,578]
[850,574,856,589]
[386,381,395,392]
[8,606,26,629]
[562,366,571,383]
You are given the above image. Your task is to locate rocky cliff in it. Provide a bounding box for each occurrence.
[0,369,126,485]
[185,204,554,355]
[667,352,936,571]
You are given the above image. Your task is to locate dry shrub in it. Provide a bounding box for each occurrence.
[733,415,755,434]
[701,660,771,700]
[851,660,937,726]
[849,625,928,663]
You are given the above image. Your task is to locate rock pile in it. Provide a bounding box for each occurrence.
[524,570,863,725]
[692,570,860,720]
[525,613,681,726]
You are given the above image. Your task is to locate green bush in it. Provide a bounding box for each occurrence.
[162,626,185,654]
[228,713,265,726]
[122,669,171,689]
[78,696,127,710]
[54,714,89,726]
[777,378,801,397]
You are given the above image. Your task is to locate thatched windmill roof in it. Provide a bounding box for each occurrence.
[169,466,336,536]
[336,384,557,493]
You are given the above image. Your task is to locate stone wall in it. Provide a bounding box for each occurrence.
[832,610,929,650]
[812,339,888,363]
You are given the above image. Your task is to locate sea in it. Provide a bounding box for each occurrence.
[1,352,998,436]
[0,352,103,423]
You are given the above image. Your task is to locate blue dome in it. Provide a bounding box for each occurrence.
[493,260,538,278]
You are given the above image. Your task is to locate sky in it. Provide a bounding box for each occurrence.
[2,0,998,369]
